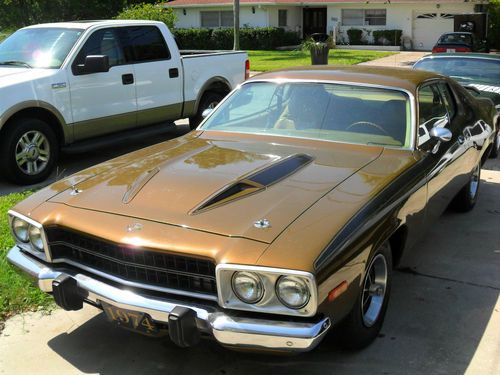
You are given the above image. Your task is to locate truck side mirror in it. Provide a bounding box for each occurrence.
[74,55,110,75]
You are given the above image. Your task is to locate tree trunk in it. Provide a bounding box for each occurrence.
[233,0,240,50]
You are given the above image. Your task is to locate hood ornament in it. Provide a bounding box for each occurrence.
[254,219,271,229]
[126,223,143,232]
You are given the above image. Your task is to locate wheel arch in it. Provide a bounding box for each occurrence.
[0,102,70,146]
[193,77,232,115]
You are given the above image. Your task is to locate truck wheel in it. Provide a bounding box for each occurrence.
[451,163,480,212]
[336,242,392,350]
[189,92,224,130]
[0,118,59,185]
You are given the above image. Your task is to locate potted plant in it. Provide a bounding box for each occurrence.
[301,33,335,65]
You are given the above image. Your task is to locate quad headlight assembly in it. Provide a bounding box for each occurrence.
[217,265,317,317]
[8,210,49,260]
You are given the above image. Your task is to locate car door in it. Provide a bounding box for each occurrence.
[419,81,475,221]
[122,25,183,126]
[68,27,137,141]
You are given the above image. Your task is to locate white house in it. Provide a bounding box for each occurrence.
[164,0,489,50]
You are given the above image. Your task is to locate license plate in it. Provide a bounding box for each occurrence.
[446,48,455,53]
[101,302,158,335]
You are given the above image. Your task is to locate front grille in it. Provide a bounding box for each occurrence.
[45,226,217,297]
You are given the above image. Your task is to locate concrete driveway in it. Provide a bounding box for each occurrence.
[1,159,499,374]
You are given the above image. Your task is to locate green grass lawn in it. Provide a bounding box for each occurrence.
[0,192,53,326]
[248,49,396,71]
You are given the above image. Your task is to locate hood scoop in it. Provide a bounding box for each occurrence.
[192,153,313,214]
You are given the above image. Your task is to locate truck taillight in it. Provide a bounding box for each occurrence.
[245,59,250,80]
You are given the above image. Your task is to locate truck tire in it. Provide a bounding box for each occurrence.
[336,242,392,350]
[189,92,224,130]
[0,117,59,185]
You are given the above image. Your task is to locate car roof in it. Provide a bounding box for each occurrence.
[417,53,500,61]
[440,32,474,36]
[22,20,163,30]
[249,65,442,94]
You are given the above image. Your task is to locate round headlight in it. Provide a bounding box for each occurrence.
[12,217,29,242]
[28,225,44,252]
[276,276,310,309]
[231,271,264,304]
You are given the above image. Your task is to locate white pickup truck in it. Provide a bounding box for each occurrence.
[0,20,249,184]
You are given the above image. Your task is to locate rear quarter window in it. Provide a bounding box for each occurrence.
[124,26,170,63]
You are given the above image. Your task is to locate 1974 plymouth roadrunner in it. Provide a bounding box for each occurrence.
[7,66,496,352]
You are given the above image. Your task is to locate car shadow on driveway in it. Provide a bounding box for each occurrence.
[46,163,500,374]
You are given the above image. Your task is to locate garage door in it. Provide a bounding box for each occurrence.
[413,13,455,51]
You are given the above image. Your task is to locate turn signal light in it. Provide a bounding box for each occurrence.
[328,281,348,302]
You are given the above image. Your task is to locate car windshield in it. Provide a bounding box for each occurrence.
[414,58,500,85]
[201,82,412,147]
[438,33,472,45]
[0,27,83,69]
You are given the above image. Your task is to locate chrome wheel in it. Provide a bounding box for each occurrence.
[206,101,219,110]
[15,130,50,175]
[361,254,388,327]
[469,164,480,200]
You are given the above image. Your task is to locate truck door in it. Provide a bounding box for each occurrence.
[68,27,137,141]
[122,26,183,126]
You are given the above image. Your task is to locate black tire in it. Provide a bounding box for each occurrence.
[189,92,224,130]
[0,117,59,185]
[451,163,481,212]
[336,242,393,350]
[489,131,499,159]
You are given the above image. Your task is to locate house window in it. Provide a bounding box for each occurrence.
[342,9,386,26]
[201,11,234,28]
[278,10,288,27]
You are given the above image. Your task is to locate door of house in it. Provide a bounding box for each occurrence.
[303,8,327,37]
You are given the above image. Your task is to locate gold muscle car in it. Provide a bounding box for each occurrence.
[7,66,497,352]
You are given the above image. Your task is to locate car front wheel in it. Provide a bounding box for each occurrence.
[337,241,393,350]
[0,118,59,185]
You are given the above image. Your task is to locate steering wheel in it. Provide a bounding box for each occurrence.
[346,121,389,137]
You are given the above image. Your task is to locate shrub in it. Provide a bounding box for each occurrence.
[172,27,300,50]
[372,30,403,46]
[347,28,363,45]
[488,0,500,49]
[115,2,177,30]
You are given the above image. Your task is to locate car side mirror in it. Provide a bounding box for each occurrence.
[74,55,110,75]
[201,108,213,119]
[429,127,452,142]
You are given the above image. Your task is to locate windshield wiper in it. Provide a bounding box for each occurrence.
[0,60,32,68]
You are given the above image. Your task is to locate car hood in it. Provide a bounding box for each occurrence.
[0,67,56,88]
[48,132,384,243]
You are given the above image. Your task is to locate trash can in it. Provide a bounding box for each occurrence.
[309,33,330,65]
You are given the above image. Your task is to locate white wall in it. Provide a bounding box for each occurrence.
[174,6,268,28]
[328,3,475,44]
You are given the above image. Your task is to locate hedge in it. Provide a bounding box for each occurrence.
[347,29,363,45]
[372,30,402,46]
[173,27,300,50]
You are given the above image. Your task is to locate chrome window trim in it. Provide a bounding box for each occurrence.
[8,210,51,262]
[200,78,417,151]
[48,257,218,302]
[216,264,318,317]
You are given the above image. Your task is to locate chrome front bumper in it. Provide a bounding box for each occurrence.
[7,246,331,352]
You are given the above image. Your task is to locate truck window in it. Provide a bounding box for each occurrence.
[73,28,126,68]
[124,26,170,63]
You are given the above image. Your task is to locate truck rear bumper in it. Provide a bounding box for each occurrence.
[7,246,331,353]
